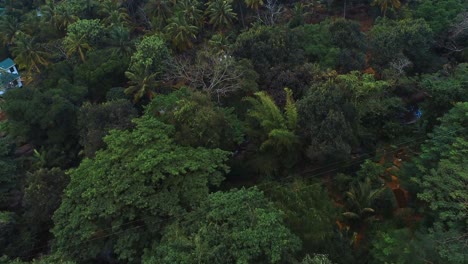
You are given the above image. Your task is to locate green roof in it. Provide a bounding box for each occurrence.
[0,58,15,69]
[1,72,19,83]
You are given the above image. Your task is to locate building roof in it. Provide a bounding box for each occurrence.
[1,72,20,83]
[0,58,15,70]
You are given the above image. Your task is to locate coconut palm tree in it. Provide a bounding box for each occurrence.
[144,0,174,30]
[99,0,130,27]
[177,0,203,27]
[19,12,42,37]
[0,15,20,46]
[54,4,79,31]
[106,26,134,57]
[372,0,401,17]
[10,31,49,74]
[124,67,158,103]
[343,177,387,221]
[244,0,263,10]
[164,12,199,51]
[244,88,299,174]
[205,0,237,30]
[63,32,92,62]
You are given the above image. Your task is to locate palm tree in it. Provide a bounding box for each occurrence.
[343,177,387,221]
[20,12,42,36]
[205,0,237,30]
[144,0,174,30]
[54,4,79,31]
[372,0,401,17]
[176,0,203,27]
[63,32,92,62]
[99,0,130,27]
[244,88,299,174]
[10,32,49,74]
[0,15,19,46]
[40,0,58,31]
[124,67,158,103]
[244,0,263,10]
[164,12,199,51]
[107,26,134,57]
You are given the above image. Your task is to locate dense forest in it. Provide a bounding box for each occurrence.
[0,0,466,263]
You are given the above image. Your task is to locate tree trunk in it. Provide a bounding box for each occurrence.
[343,0,346,19]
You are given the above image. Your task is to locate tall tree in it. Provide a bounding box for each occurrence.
[164,11,199,51]
[63,19,105,62]
[411,102,468,263]
[244,88,299,175]
[52,115,229,263]
[124,67,159,103]
[146,89,244,150]
[0,15,19,46]
[245,0,264,10]
[10,31,49,74]
[298,78,357,163]
[143,187,301,263]
[128,34,171,75]
[78,100,137,157]
[205,0,237,30]
[371,0,401,17]
[0,136,17,209]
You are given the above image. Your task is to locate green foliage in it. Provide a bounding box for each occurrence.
[415,0,465,33]
[63,19,105,61]
[298,77,357,163]
[245,0,264,10]
[105,26,134,58]
[125,35,170,102]
[0,15,20,46]
[143,187,301,263]
[301,254,334,264]
[129,34,171,75]
[124,69,159,103]
[52,115,229,262]
[233,25,305,84]
[415,102,468,230]
[298,71,402,163]
[343,177,388,221]
[147,89,244,150]
[144,0,174,30]
[329,19,366,72]
[205,0,237,30]
[264,180,338,255]
[0,211,16,255]
[370,229,429,264]
[10,31,49,74]
[74,48,129,101]
[66,19,104,45]
[245,88,299,175]
[3,83,86,168]
[419,63,468,128]
[164,11,199,51]
[295,22,340,69]
[335,72,403,141]
[78,100,137,157]
[0,137,16,208]
[406,103,468,263]
[371,0,401,17]
[369,18,433,72]
[22,167,69,250]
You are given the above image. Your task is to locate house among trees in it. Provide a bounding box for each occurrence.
[0,58,22,95]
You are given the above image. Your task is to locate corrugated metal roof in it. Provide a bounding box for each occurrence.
[0,58,15,69]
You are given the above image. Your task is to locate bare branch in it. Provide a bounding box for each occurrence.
[165,49,244,101]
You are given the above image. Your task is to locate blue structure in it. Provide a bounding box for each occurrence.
[0,58,22,96]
